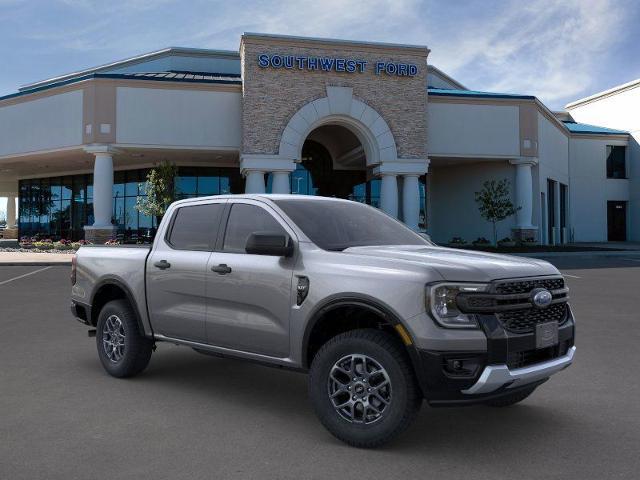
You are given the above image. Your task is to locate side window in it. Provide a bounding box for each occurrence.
[606,145,626,179]
[223,204,286,253]
[167,203,224,251]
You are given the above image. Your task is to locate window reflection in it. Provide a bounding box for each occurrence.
[18,166,243,241]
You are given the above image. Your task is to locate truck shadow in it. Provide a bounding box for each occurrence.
[132,345,576,452]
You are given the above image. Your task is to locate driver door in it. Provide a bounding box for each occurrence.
[205,200,296,358]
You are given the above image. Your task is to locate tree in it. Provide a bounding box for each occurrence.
[474,179,520,246]
[135,161,179,222]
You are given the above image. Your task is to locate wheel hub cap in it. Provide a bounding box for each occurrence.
[327,354,392,424]
[102,315,126,363]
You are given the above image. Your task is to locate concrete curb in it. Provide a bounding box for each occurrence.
[0,262,71,266]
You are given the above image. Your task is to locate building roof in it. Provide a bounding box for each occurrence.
[428,87,535,100]
[19,47,240,92]
[562,121,628,135]
[565,78,640,109]
[0,71,241,103]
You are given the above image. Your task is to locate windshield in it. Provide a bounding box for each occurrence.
[273,199,430,251]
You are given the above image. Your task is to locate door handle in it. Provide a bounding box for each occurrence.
[153,260,171,270]
[211,264,232,275]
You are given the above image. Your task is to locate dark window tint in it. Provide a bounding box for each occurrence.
[168,203,224,250]
[273,199,427,251]
[223,204,286,253]
[606,146,626,179]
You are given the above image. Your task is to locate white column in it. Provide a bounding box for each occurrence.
[92,152,114,227]
[6,195,17,228]
[402,175,420,230]
[512,160,535,228]
[380,174,399,218]
[271,171,290,194]
[245,170,266,194]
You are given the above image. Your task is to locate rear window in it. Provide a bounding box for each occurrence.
[167,203,224,251]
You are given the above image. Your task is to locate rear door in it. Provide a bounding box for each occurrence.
[205,200,296,358]
[147,200,226,342]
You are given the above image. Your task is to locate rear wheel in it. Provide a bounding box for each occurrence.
[485,386,537,407]
[96,299,153,378]
[309,329,422,448]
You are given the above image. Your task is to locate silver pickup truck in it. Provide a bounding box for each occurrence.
[71,194,575,447]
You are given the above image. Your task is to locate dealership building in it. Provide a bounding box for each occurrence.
[0,33,637,244]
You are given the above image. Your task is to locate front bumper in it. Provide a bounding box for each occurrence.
[461,345,575,395]
[412,307,575,406]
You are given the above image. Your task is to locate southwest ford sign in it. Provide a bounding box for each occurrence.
[257,54,418,77]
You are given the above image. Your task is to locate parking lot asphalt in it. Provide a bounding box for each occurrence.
[1,256,639,480]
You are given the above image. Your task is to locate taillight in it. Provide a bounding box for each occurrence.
[71,255,77,286]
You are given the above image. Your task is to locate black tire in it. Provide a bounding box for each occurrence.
[485,386,536,407]
[309,329,422,448]
[96,299,153,378]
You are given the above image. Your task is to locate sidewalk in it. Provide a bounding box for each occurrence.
[0,252,73,266]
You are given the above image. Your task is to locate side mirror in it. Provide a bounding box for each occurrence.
[245,232,294,257]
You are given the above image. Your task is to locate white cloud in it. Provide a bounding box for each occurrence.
[2,0,634,109]
[426,0,628,107]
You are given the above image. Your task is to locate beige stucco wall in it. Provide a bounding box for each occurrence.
[240,35,428,160]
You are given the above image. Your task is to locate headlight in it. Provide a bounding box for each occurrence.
[427,283,488,329]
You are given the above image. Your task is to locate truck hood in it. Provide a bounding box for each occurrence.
[342,245,559,282]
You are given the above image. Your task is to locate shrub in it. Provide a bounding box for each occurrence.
[449,237,466,245]
[472,237,491,246]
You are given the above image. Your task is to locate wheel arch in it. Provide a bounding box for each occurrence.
[301,294,418,370]
[90,277,151,337]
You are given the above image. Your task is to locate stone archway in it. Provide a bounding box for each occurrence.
[278,86,398,166]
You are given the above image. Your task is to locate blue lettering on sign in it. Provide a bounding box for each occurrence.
[320,57,335,71]
[257,54,417,77]
[258,54,269,68]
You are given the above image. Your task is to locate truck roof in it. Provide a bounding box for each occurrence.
[171,194,354,206]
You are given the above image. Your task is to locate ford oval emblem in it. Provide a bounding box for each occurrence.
[531,288,553,308]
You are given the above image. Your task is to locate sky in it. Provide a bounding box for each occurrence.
[1,0,640,214]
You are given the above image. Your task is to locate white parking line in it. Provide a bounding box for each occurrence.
[0,266,52,286]
[562,273,581,278]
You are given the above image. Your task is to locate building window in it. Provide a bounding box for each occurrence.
[606,145,626,179]
[18,166,243,242]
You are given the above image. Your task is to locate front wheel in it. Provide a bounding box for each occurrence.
[96,299,153,378]
[309,329,422,448]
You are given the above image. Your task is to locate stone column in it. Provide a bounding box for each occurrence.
[380,174,399,218]
[375,159,429,224]
[402,175,420,231]
[509,157,538,242]
[271,171,291,194]
[2,195,18,240]
[244,170,266,194]
[84,146,118,243]
[6,195,16,228]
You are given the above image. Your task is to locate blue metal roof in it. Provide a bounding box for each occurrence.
[428,87,535,100]
[562,121,628,135]
[0,71,242,102]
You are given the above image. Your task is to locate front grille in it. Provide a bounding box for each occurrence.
[507,340,571,369]
[457,276,570,334]
[497,302,568,333]
[495,277,565,295]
